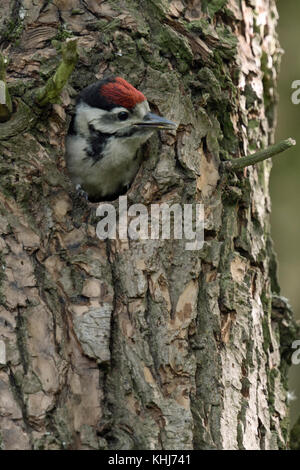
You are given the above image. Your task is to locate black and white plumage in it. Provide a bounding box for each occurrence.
[65,76,177,201]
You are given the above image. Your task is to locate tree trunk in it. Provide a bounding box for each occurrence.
[0,0,296,450]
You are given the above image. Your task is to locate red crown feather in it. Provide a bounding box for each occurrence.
[101,77,146,109]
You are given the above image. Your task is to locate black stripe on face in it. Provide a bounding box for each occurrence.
[115,126,153,138]
[68,115,76,135]
[85,124,151,165]
[84,125,113,165]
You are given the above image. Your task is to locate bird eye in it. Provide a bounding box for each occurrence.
[118,111,129,121]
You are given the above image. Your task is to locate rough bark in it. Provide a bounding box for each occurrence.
[0,0,297,450]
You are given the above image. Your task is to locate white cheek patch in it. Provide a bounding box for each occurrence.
[75,103,107,135]
[75,101,151,136]
[75,103,132,135]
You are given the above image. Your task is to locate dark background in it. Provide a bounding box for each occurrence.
[272,0,300,425]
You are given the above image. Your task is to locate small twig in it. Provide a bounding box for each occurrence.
[0,53,13,123]
[35,38,78,107]
[222,138,296,171]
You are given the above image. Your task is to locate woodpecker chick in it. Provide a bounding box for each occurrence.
[65,76,177,201]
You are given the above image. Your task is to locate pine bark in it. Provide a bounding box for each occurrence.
[0,0,297,450]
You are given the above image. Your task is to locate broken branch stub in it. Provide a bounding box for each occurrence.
[222,138,296,171]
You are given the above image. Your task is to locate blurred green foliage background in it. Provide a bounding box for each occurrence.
[272,0,300,425]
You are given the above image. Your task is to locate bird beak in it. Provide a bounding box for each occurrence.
[136,112,177,130]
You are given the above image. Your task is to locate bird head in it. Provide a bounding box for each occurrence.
[73,76,177,138]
